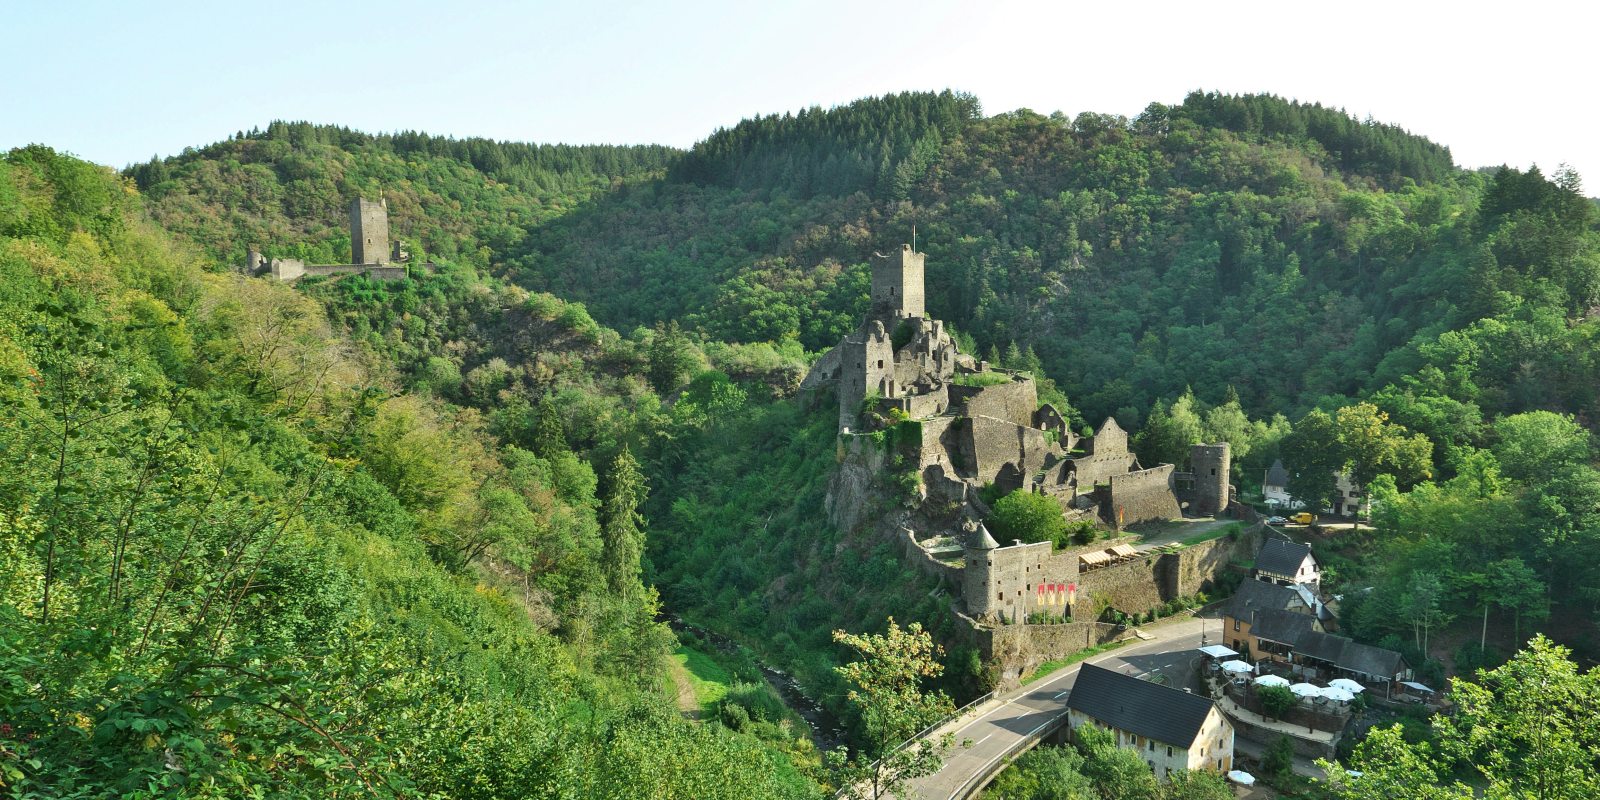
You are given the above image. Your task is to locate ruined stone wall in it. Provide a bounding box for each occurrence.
[953,612,1122,688]
[1087,418,1128,455]
[296,264,408,282]
[1105,465,1181,527]
[884,385,949,420]
[799,345,842,391]
[1071,451,1137,487]
[269,258,306,281]
[949,378,1038,427]
[917,416,962,477]
[1165,524,1262,598]
[836,321,894,430]
[898,526,962,586]
[1074,553,1165,618]
[1072,525,1264,618]
[961,416,1051,488]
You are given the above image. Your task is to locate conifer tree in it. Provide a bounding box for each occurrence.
[532,394,566,458]
[601,445,648,598]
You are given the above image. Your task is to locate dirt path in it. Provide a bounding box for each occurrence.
[668,656,702,721]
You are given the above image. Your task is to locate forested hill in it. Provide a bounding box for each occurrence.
[0,147,817,796]
[10,89,1600,796]
[124,121,676,269]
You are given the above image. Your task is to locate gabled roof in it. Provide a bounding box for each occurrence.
[1256,538,1316,577]
[1265,459,1291,489]
[1250,608,1318,645]
[1068,664,1218,748]
[1290,583,1331,621]
[1292,630,1349,664]
[1339,641,1407,678]
[1291,631,1406,678]
[1222,579,1305,620]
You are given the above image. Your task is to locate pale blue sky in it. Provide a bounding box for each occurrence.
[4,0,1595,186]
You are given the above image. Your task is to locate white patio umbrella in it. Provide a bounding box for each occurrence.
[1226,770,1256,785]
[1254,674,1290,688]
[1329,678,1365,693]
[1220,660,1253,674]
[1290,682,1321,699]
[1321,686,1356,703]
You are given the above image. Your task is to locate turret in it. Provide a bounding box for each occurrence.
[963,522,1001,618]
[1191,442,1232,516]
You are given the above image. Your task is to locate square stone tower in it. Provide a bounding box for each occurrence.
[871,244,925,318]
[350,197,389,265]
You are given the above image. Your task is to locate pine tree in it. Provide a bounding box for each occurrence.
[601,445,648,598]
[532,395,566,458]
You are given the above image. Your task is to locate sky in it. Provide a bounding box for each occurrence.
[4,0,1596,189]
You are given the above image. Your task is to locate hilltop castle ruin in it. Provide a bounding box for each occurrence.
[805,245,1256,680]
[246,197,412,282]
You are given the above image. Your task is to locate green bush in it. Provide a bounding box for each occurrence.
[1258,684,1297,719]
[1262,735,1295,779]
[989,491,1069,549]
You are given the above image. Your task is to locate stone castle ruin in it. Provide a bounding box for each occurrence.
[245,197,413,282]
[805,244,1258,681]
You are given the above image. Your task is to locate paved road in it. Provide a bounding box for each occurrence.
[909,617,1211,799]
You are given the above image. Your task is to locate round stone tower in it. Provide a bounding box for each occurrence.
[1190,442,1232,516]
[962,522,1001,619]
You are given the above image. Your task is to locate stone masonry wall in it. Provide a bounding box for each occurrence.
[954,612,1122,687]
[961,415,1051,487]
[1071,450,1138,487]
[1165,524,1262,598]
[1071,525,1263,618]
[1074,553,1165,618]
[949,378,1038,427]
[884,385,949,420]
[1105,465,1182,527]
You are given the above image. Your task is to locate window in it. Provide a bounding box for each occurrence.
[1233,619,1240,631]
[1211,468,1216,475]
[997,592,1003,601]
[1167,746,1173,757]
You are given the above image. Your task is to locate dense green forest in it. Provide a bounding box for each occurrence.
[0,147,817,797]
[7,88,1600,796]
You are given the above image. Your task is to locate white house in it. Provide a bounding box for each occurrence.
[1254,538,1320,589]
[1067,663,1234,780]
[1263,460,1369,519]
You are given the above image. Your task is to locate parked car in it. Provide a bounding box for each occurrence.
[1266,515,1288,525]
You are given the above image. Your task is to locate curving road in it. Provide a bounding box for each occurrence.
[909,616,1212,800]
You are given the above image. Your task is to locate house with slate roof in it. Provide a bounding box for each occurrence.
[1221,581,1315,660]
[1291,630,1411,693]
[1254,538,1320,588]
[1067,664,1234,780]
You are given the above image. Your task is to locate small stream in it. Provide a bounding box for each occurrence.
[665,614,847,753]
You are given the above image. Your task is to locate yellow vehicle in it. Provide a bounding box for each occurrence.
[1289,512,1317,525]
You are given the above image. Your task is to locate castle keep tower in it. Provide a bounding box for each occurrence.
[871,243,925,318]
[1190,442,1232,516]
[350,197,390,265]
